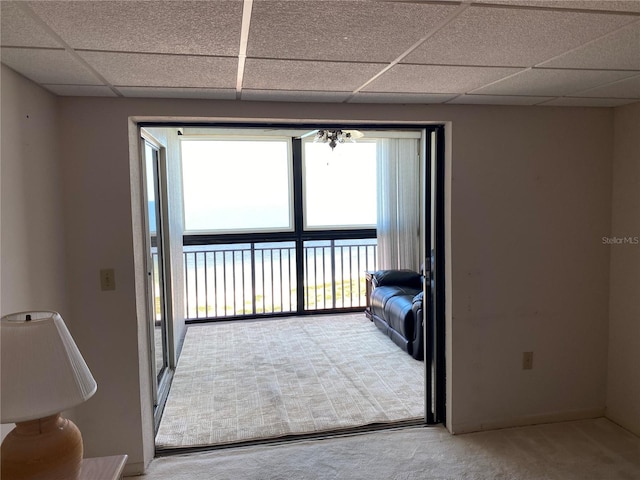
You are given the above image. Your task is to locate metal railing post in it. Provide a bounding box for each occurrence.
[330,240,336,309]
[251,243,256,315]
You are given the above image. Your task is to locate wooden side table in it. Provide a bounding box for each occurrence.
[80,455,128,480]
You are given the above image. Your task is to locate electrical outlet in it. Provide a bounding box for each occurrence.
[100,268,116,291]
[523,351,533,370]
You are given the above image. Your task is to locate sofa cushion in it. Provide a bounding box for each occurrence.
[383,295,414,339]
[370,285,421,319]
[371,270,422,289]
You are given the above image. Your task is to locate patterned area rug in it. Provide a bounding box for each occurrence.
[156,313,424,448]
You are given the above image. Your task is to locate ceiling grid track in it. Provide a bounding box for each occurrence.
[236,0,254,100]
[536,17,640,70]
[345,1,473,102]
[16,1,123,97]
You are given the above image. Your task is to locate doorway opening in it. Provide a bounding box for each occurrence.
[134,122,446,452]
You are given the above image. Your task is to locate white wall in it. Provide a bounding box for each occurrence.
[0,65,69,439]
[447,107,613,432]
[606,102,640,436]
[50,96,616,473]
[0,65,67,316]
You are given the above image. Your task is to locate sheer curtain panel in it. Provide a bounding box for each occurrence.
[376,138,420,271]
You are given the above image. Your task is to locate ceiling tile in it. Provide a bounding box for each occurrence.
[78,52,238,88]
[540,97,639,107]
[539,21,640,70]
[243,59,384,91]
[118,87,237,100]
[363,64,523,94]
[447,94,554,105]
[1,0,637,105]
[472,0,640,13]
[0,1,60,48]
[404,5,634,66]
[247,0,459,63]
[42,84,117,97]
[471,68,637,96]
[349,92,457,104]
[241,90,351,103]
[570,74,640,98]
[1,47,102,85]
[28,0,243,56]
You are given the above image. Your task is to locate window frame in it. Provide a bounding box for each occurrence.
[301,137,378,232]
[180,135,295,235]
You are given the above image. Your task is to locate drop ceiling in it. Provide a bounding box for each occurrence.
[1,0,639,107]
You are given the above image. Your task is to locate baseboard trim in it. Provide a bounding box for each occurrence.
[123,461,146,477]
[450,408,605,434]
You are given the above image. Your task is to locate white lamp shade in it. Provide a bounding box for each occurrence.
[1,311,97,423]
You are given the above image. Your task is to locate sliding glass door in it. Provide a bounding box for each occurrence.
[142,136,171,410]
[424,126,446,425]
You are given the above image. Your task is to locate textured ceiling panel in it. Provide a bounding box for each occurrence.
[78,52,238,88]
[241,90,351,103]
[117,87,237,100]
[243,59,384,91]
[473,0,640,13]
[247,0,459,62]
[349,92,457,104]
[1,0,638,106]
[363,64,523,93]
[404,6,634,66]
[42,84,117,97]
[570,74,640,98]
[28,0,243,56]
[0,2,60,48]
[1,47,101,84]
[471,68,637,96]
[447,94,554,105]
[539,21,640,70]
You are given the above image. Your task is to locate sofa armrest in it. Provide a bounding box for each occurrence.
[412,290,424,306]
[411,291,425,360]
[371,269,422,289]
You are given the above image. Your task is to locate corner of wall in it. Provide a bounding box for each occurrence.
[606,102,640,436]
[0,64,67,316]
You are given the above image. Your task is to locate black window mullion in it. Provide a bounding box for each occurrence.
[292,138,305,314]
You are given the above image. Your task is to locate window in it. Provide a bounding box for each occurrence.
[181,139,293,233]
[303,141,377,230]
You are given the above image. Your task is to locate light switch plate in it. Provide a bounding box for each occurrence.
[100,268,116,291]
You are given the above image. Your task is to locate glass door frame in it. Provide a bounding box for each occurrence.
[140,130,174,431]
[423,125,446,425]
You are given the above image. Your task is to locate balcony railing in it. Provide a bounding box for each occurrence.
[175,238,377,320]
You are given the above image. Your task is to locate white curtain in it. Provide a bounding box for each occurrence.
[376,138,420,271]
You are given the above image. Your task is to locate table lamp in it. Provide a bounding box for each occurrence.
[1,311,97,480]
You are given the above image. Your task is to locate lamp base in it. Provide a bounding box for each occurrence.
[0,414,83,480]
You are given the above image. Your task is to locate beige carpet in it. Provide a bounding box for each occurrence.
[156,313,424,448]
[141,418,640,479]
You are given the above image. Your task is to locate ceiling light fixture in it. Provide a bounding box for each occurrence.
[314,129,362,150]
